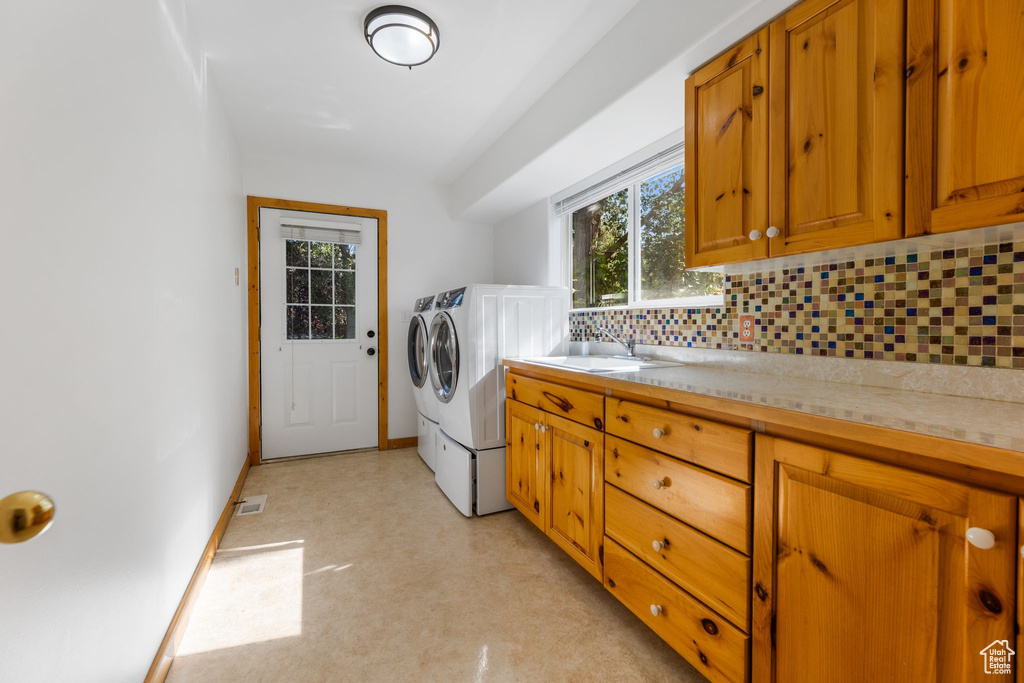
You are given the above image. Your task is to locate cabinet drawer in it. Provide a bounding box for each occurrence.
[606,398,751,482]
[606,435,751,554]
[506,373,604,430]
[604,538,749,683]
[605,484,750,629]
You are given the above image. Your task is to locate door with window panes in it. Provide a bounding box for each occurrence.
[259,208,379,459]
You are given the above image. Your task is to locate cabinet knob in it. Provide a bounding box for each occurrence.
[650,604,663,617]
[652,478,666,490]
[652,428,665,439]
[766,226,780,238]
[966,527,996,550]
[540,425,547,433]
[652,540,664,552]
[534,423,540,431]
[749,229,762,241]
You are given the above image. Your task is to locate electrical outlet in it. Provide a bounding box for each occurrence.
[739,314,755,342]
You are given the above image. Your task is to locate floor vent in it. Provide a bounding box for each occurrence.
[235,494,267,516]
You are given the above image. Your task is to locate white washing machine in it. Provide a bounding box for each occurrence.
[428,284,570,516]
[407,294,439,470]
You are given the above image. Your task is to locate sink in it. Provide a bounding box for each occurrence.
[520,355,681,374]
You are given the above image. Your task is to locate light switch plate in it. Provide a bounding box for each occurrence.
[739,315,755,342]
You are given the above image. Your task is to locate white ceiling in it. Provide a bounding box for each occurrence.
[187,0,638,182]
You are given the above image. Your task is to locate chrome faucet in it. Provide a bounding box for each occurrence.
[597,326,638,358]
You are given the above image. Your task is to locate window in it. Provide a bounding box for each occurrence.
[285,239,356,340]
[566,160,723,310]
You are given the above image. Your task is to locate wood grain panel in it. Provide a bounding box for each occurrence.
[907,0,1024,235]
[545,413,604,581]
[606,397,752,482]
[768,0,904,256]
[685,28,770,267]
[604,538,749,683]
[505,400,546,531]
[605,484,751,629]
[506,373,604,431]
[760,436,1016,682]
[606,435,751,554]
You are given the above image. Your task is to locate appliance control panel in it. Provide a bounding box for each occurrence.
[437,287,466,309]
[414,295,434,313]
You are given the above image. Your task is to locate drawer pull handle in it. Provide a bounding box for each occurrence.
[652,540,664,552]
[652,478,666,490]
[967,527,996,550]
[650,604,663,617]
[652,428,665,439]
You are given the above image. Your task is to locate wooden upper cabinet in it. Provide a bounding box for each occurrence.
[906,0,1024,235]
[753,436,1016,683]
[768,0,905,256]
[685,28,770,267]
[545,413,604,581]
[506,400,546,531]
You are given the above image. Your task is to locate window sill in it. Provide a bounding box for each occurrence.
[570,296,725,313]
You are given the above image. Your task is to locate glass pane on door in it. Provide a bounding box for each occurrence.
[284,239,357,341]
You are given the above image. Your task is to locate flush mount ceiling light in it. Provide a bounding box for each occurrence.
[364,5,440,69]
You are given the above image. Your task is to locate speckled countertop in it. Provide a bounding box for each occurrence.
[507,359,1024,455]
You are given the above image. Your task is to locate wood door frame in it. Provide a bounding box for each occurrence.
[246,195,389,466]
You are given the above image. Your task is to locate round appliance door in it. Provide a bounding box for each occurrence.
[407,314,429,389]
[428,312,458,404]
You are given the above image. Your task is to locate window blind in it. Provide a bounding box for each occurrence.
[278,216,362,245]
[552,142,684,217]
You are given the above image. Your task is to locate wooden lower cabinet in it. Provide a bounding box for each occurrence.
[545,413,604,580]
[505,400,545,530]
[505,397,604,581]
[753,435,1017,682]
[604,538,749,683]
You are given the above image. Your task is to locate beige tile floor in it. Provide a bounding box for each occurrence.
[168,448,705,682]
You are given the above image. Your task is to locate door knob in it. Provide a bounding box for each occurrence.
[367,330,375,338]
[367,347,376,356]
[966,527,996,549]
[0,491,56,544]
[766,226,780,238]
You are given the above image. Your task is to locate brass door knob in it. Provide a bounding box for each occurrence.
[0,491,56,544]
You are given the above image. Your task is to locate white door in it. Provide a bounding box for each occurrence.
[259,208,379,459]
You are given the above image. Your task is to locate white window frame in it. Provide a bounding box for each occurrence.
[561,157,724,312]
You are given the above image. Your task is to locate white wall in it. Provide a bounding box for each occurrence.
[0,2,247,682]
[493,199,562,287]
[243,157,495,440]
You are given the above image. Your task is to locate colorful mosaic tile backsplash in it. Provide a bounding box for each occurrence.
[571,238,1024,369]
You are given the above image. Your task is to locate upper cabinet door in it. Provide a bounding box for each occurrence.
[906,0,1024,235]
[768,0,905,256]
[685,29,770,268]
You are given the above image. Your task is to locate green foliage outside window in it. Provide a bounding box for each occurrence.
[569,162,722,309]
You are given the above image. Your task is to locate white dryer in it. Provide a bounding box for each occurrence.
[407,294,439,470]
[428,284,569,516]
